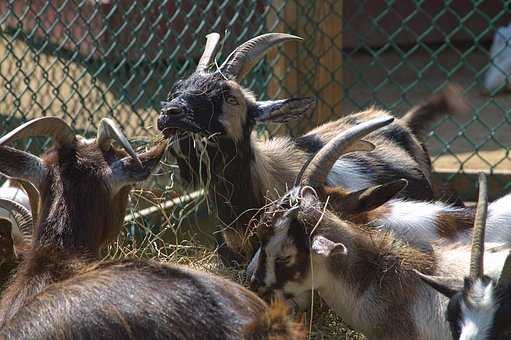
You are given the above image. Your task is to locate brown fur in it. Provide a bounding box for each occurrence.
[1,261,306,340]
[0,136,165,326]
[436,210,474,239]
[0,127,304,338]
[244,299,305,340]
[252,184,450,339]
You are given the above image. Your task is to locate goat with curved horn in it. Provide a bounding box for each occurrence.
[219,33,302,80]
[470,172,488,279]
[300,116,394,188]
[97,118,143,168]
[196,32,221,72]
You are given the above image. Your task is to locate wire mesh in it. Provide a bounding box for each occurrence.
[1,0,511,199]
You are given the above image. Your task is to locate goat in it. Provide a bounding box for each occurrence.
[417,174,511,340]
[248,123,510,340]
[0,117,304,339]
[157,32,467,262]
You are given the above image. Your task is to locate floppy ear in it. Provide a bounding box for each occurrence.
[329,179,408,215]
[108,142,166,193]
[414,269,462,298]
[311,235,347,257]
[251,97,316,123]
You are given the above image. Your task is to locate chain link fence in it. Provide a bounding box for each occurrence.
[1,1,511,200]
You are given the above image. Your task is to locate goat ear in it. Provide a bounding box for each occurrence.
[252,97,316,123]
[414,270,461,298]
[0,147,46,190]
[333,179,408,215]
[311,235,347,257]
[109,142,166,193]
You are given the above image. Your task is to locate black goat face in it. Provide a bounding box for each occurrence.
[158,73,249,140]
[158,72,316,142]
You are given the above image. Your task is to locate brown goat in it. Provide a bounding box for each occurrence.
[0,117,304,339]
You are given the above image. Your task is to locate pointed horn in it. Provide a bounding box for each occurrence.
[0,117,75,147]
[469,173,488,280]
[0,198,32,240]
[301,116,393,188]
[96,118,143,168]
[498,250,511,286]
[219,33,302,80]
[196,33,221,72]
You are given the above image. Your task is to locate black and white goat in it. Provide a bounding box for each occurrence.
[0,117,304,339]
[157,32,467,261]
[417,174,511,340]
[248,123,510,340]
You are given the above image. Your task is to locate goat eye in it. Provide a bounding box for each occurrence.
[225,95,239,105]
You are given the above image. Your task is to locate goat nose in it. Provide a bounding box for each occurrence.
[161,103,184,116]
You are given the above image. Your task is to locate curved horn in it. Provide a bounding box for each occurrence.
[219,33,302,80]
[16,180,40,227]
[196,33,221,72]
[301,116,394,188]
[96,118,143,168]
[0,117,75,147]
[0,198,32,239]
[469,173,488,280]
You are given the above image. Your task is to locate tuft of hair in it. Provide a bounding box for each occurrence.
[401,84,468,141]
[243,299,306,340]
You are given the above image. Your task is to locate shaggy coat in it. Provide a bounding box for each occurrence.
[0,119,303,339]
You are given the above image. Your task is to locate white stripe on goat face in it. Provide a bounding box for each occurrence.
[459,279,497,340]
[264,217,291,287]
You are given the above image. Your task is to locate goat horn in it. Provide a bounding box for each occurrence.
[196,33,221,72]
[469,173,488,280]
[16,180,40,227]
[219,33,302,80]
[301,116,393,188]
[0,117,75,147]
[96,118,143,168]
[498,250,511,286]
[0,198,32,240]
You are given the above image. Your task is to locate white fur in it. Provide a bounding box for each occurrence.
[327,157,375,191]
[486,193,511,243]
[459,280,498,340]
[372,194,511,247]
[376,200,451,244]
[263,217,291,287]
[436,243,507,282]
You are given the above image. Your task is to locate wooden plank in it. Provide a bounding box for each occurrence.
[312,0,343,125]
[267,0,343,133]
